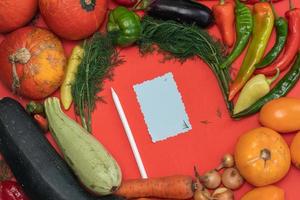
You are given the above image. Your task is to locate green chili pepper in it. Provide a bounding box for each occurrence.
[233,52,300,118]
[233,68,279,114]
[229,2,274,100]
[107,6,141,47]
[220,0,253,69]
[255,5,288,69]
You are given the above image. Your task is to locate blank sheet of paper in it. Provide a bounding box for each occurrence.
[133,72,192,142]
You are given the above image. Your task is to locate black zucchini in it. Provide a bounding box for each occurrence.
[0,97,123,200]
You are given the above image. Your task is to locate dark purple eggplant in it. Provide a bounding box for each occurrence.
[145,0,214,28]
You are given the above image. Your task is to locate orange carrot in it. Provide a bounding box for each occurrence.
[115,175,195,199]
[213,0,235,47]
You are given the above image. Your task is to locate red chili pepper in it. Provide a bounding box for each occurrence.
[34,114,49,133]
[113,0,137,7]
[0,181,29,200]
[255,1,300,76]
[213,0,235,47]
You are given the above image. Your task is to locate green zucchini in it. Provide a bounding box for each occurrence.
[44,97,122,196]
[0,97,123,200]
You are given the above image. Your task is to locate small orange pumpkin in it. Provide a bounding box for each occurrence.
[234,127,291,186]
[0,0,38,33]
[0,27,66,99]
[290,131,300,169]
[241,185,285,200]
[39,0,108,40]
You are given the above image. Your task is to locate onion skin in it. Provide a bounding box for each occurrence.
[201,170,221,190]
[212,188,234,200]
[221,168,244,190]
[217,154,235,170]
[0,0,38,33]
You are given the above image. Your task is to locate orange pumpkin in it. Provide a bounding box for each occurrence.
[234,127,291,186]
[0,27,66,99]
[290,131,300,169]
[0,0,38,33]
[259,97,300,133]
[39,0,108,40]
[241,185,285,200]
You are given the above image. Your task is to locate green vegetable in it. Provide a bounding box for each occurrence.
[26,101,44,115]
[229,2,274,100]
[233,69,279,114]
[72,32,122,133]
[220,0,253,69]
[233,52,300,118]
[255,5,288,69]
[138,16,233,113]
[44,97,122,196]
[107,6,141,47]
[0,97,123,200]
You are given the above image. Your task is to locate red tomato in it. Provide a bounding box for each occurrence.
[0,0,38,33]
[39,0,108,40]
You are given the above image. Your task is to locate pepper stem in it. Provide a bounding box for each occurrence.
[220,0,225,5]
[133,0,151,10]
[270,2,279,19]
[289,0,295,10]
[266,68,280,85]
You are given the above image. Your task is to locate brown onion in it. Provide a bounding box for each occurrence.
[212,187,234,200]
[217,154,235,170]
[194,187,211,200]
[221,168,244,190]
[200,170,221,189]
[194,175,211,200]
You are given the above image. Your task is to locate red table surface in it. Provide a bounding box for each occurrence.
[1,0,300,199]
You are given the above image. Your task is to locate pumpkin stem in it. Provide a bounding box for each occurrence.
[80,0,96,11]
[260,148,271,167]
[9,48,31,94]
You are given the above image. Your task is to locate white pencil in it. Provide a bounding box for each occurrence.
[111,88,148,179]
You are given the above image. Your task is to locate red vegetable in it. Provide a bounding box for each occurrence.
[212,0,235,47]
[34,114,49,132]
[0,27,66,99]
[0,181,29,200]
[255,1,300,75]
[114,0,137,7]
[0,0,38,33]
[39,0,108,40]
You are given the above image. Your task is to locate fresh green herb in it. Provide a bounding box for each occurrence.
[72,33,123,133]
[138,16,233,113]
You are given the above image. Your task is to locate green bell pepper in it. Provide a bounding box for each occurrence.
[107,6,141,47]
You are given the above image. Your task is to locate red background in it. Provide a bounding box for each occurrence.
[0,0,300,199]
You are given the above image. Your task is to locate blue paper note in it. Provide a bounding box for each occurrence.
[133,72,192,142]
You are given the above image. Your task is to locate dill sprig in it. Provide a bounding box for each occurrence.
[72,32,123,133]
[138,16,233,113]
